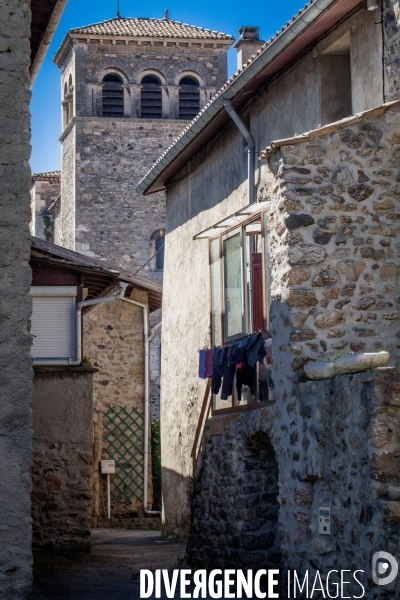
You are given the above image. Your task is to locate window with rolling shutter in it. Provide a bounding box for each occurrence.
[102,74,124,118]
[140,75,162,119]
[179,76,200,120]
[30,287,77,360]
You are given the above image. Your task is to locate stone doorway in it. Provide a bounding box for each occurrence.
[186,414,281,571]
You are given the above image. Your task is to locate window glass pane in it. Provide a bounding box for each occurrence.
[156,236,165,270]
[210,238,222,346]
[223,231,243,340]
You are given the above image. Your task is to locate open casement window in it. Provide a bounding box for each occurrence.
[209,210,273,413]
[30,286,77,361]
[102,74,124,118]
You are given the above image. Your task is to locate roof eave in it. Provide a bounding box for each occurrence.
[136,0,361,195]
[31,0,69,85]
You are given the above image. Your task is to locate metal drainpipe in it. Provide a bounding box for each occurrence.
[32,285,128,367]
[121,297,161,516]
[224,100,255,205]
[224,100,256,330]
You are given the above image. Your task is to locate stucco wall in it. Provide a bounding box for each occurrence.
[0,0,33,596]
[83,290,152,518]
[32,367,95,550]
[159,7,394,537]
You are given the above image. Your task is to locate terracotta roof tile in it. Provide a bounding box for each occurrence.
[32,170,61,180]
[69,17,233,40]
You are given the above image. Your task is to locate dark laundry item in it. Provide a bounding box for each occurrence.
[204,348,214,378]
[221,362,236,400]
[227,341,245,366]
[246,332,267,367]
[236,362,256,402]
[211,346,228,395]
[198,349,207,378]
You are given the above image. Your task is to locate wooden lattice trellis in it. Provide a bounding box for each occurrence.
[103,406,144,503]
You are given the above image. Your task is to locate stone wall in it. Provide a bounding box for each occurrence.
[188,367,400,596]
[70,117,187,277]
[149,310,161,422]
[383,0,400,101]
[31,177,61,240]
[0,0,34,596]
[188,416,281,570]
[32,367,95,551]
[83,290,152,519]
[262,102,400,370]
[57,124,75,249]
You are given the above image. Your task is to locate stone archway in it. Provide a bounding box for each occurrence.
[186,416,281,571]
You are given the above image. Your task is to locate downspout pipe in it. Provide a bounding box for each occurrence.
[33,285,128,367]
[224,100,255,206]
[224,100,256,330]
[121,297,161,516]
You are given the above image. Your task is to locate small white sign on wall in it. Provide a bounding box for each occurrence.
[319,506,331,535]
[101,459,115,474]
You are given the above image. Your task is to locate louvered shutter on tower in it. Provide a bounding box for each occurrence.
[30,287,77,360]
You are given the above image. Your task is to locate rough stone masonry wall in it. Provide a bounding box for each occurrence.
[31,178,61,241]
[83,290,152,519]
[32,368,95,551]
[383,0,400,101]
[262,102,400,372]
[0,0,33,596]
[72,118,186,279]
[189,367,400,597]
[57,124,75,249]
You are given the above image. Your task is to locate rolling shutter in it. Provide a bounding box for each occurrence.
[30,287,76,360]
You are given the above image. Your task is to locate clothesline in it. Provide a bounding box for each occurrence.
[198,332,273,402]
[199,329,272,352]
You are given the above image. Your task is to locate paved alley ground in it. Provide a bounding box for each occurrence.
[32,530,187,600]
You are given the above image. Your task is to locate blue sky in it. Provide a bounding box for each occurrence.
[30,0,305,173]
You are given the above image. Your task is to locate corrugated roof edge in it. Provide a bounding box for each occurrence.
[136,0,338,195]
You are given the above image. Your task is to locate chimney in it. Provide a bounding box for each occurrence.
[234,26,264,70]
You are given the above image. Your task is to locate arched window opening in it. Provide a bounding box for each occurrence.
[155,235,165,270]
[141,75,162,119]
[102,74,124,118]
[179,76,200,120]
[63,82,70,128]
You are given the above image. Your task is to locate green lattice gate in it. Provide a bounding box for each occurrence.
[103,406,144,503]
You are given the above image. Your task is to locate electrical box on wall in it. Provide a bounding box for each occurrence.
[101,459,115,474]
[319,506,331,535]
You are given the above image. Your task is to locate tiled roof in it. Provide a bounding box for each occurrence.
[32,170,61,181]
[136,0,341,194]
[69,17,233,40]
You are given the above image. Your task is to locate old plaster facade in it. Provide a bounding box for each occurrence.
[0,0,68,595]
[138,0,400,594]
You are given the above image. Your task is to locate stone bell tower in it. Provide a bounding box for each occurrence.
[53,12,233,280]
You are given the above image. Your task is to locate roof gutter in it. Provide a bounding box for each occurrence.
[30,0,69,87]
[136,0,338,195]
